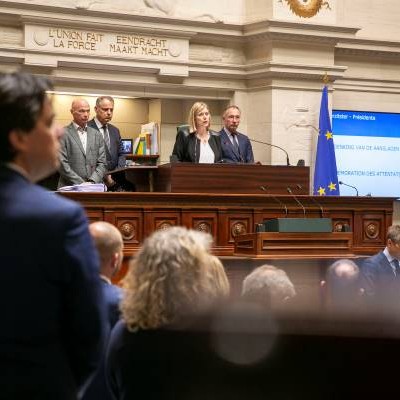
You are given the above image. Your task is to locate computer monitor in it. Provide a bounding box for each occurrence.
[332,110,400,197]
[121,139,133,154]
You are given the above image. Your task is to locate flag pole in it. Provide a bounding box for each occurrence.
[313,73,340,196]
[322,72,329,85]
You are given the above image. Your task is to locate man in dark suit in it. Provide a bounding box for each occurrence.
[58,98,106,188]
[0,72,105,399]
[83,221,124,400]
[89,221,124,333]
[361,225,400,311]
[87,96,127,191]
[219,105,254,163]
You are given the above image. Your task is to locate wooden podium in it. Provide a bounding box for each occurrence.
[234,232,354,258]
[155,163,310,194]
[107,165,158,192]
[108,163,310,194]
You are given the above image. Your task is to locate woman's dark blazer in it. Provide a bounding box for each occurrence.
[172,130,222,163]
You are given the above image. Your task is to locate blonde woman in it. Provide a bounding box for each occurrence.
[105,227,220,399]
[172,101,222,163]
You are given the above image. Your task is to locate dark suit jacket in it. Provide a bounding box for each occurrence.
[0,165,106,400]
[82,281,122,400]
[219,129,254,163]
[361,250,400,307]
[172,130,222,163]
[106,321,202,400]
[87,119,126,172]
[101,280,123,329]
[58,123,106,188]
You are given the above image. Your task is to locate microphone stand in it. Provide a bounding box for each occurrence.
[296,184,324,218]
[249,138,291,166]
[339,181,359,196]
[259,185,288,216]
[286,187,306,217]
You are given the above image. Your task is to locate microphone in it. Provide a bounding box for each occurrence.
[296,184,324,217]
[286,186,306,217]
[259,185,288,216]
[249,137,290,166]
[339,181,359,196]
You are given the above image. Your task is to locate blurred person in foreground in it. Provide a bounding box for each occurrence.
[0,72,105,400]
[241,264,296,310]
[206,254,230,300]
[361,224,400,312]
[321,259,364,313]
[106,226,222,400]
[172,101,222,163]
[82,221,124,400]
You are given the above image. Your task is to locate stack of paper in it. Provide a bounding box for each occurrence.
[57,183,107,192]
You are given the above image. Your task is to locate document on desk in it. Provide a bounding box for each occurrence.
[57,183,107,192]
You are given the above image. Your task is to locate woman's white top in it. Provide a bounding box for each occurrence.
[197,132,214,164]
[198,140,214,163]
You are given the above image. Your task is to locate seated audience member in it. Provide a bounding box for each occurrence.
[106,227,222,400]
[241,265,296,310]
[361,224,400,311]
[89,221,124,328]
[206,255,230,300]
[219,105,254,163]
[321,259,364,313]
[58,98,106,188]
[172,102,222,163]
[0,72,105,399]
[82,221,124,400]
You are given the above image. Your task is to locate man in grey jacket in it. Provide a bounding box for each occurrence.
[58,98,106,188]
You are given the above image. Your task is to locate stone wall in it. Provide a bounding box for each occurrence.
[0,0,399,211]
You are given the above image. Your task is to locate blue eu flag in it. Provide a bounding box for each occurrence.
[313,86,340,196]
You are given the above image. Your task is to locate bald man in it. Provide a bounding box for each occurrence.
[89,221,124,327]
[83,222,124,400]
[58,98,106,188]
[321,259,364,312]
[241,264,296,310]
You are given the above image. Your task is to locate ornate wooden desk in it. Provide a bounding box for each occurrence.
[60,190,391,257]
[58,190,393,305]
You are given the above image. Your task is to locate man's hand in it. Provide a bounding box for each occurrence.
[104,174,116,188]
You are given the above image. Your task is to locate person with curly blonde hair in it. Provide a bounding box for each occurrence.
[106,226,222,399]
[205,254,230,300]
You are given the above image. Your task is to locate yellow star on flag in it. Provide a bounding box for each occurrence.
[325,131,333,140]
[328,182,337,191]
[317,186,326,196]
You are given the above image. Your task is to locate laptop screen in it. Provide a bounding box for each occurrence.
[121,139,133,154]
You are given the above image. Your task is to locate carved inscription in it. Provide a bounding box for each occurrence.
[28,26,184,60]
[49,29,103,51]
[111,35,168,56]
